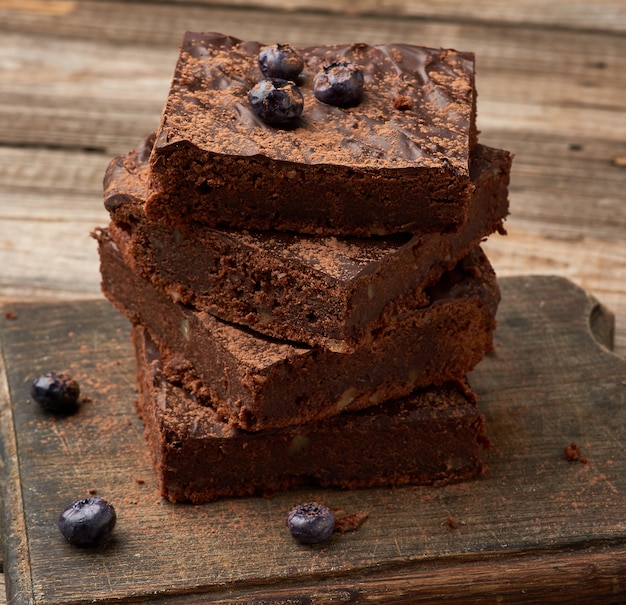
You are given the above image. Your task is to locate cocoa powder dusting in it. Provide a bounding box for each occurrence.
[281,236,398,281]
[160,34,475,173]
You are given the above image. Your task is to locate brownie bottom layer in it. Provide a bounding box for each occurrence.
[134,326,489,504]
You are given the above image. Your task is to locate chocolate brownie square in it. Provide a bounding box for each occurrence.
[96,227,499,431]
[134,325,489,503]
[145,32,478,236]
[105,136,510,350]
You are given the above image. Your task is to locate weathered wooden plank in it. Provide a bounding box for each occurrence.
[4,0,625,33]
[0,337,19,605]
[0,217,103,300]
[1,277,626,603]
[176,0,626,34]
[3,214,625,356]
[0,145,108,301]
[0,147,108,203]
[482,227,626,358]
[482,132,626,242]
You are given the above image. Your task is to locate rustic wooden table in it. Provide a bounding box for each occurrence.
[0,1,625,603]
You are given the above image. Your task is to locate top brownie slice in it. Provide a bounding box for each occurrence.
[146,32,478,236]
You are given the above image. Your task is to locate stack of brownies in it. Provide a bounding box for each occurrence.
[95,32,512,503]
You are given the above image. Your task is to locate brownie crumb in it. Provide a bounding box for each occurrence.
[4,310,17,320]
[393,95,412,111]
[564,442,588,464]
[333,510,369,533]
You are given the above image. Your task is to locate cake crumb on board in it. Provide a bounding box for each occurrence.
[333,510,370,534]
[564,442,588,464]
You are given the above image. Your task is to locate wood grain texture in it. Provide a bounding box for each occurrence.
[0,342,19,605]
[22,0,625,33]
[1,277,626,604]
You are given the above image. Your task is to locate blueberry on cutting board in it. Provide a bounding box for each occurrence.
[58,497,117,547]
[30,371,80,415]
[286,502,335,544]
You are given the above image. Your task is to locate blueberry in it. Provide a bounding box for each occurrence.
[313,62,364,107]
[248,79,304,126]
[30,371,80,415]
[58,497,117,546]
[258,43,304,81]
[286,502,335,544]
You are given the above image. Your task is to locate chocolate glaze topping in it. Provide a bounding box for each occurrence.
[156,32,476,173]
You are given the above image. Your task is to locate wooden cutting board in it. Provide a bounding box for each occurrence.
[1,276,626,605]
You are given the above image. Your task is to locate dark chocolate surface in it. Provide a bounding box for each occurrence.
[155,32,476,171]
[134,325,488,503]
[97,228,499,431]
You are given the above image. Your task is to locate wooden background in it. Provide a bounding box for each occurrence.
[0,0,625,602]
